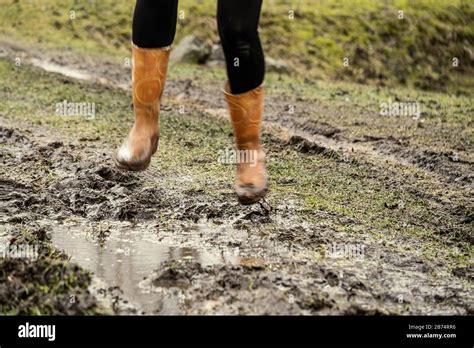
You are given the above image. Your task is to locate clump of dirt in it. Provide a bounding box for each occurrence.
[0,179,39,217]
[271,224,331,247]
[148,260,202,289]
[452,266,474,282]
[0,258,99,315]
[287,135,331,155]
[49,163,169,221]
[7,223,65,260]
[176,197,238,222]
[175,191,273,225]
[0,221,109,315]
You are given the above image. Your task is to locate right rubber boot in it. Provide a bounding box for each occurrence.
[116,44,170,171]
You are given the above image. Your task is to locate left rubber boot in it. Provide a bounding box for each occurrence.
[224,83,269,205]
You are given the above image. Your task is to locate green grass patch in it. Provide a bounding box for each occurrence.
[0,0,472,93]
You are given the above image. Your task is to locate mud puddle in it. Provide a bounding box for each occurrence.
[50,221,242,313]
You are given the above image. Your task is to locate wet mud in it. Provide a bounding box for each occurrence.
[1,123,471,315]
[0,40,472,315]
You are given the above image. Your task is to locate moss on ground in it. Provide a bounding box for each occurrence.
[0,258,100,315]
[0,224,103,315]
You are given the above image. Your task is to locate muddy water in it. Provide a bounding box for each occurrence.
[51,222,239,313]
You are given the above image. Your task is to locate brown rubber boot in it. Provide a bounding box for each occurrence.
[116,44,170,171]
[224,83,269,205]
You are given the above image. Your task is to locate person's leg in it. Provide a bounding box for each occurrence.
[132,0,178,48]
[218,0,268,205]
[116,0,178,171]
[217,0,265,94]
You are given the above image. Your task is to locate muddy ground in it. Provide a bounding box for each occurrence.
[0,40,472,315]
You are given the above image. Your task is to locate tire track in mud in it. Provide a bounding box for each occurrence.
[0,41,472,314]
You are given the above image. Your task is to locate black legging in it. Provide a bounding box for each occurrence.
[132,0,265,94]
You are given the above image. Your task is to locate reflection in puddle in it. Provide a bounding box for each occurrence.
[51,223,238,313]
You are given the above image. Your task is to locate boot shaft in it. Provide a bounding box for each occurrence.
[223,84,264,150]
[132,44,171,108]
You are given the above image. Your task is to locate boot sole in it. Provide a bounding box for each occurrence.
[115,157,151,172]
[115,137,158,172]
[237,186,269,205]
